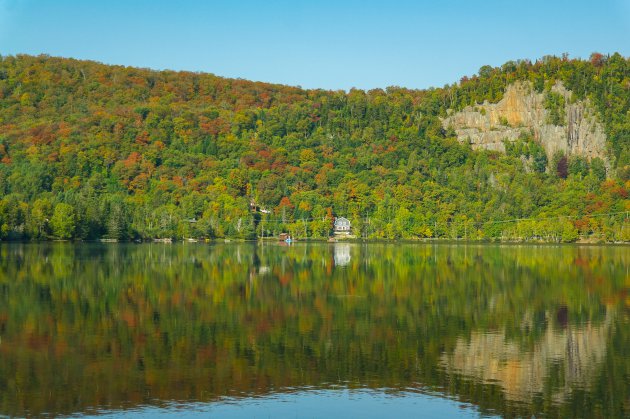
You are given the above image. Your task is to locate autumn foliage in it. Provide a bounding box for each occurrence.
[0,53,628,241]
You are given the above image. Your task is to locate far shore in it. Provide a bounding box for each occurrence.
[1,237,628,245]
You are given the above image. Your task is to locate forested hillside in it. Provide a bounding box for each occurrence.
[0,53,628,241]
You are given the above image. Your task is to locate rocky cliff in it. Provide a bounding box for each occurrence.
[442,81,608,162]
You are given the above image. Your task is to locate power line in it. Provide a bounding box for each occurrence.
[481,211,628,226]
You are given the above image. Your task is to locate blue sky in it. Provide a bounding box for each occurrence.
[1,0,628,90]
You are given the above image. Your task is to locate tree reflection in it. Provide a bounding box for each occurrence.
[0,243,627,417]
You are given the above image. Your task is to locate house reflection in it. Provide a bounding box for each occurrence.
[333,243,351,267]
[441,311,612,404]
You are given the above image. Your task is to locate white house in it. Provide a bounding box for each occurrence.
[334,217,351,235]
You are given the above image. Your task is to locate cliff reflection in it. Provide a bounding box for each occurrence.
[0,243,627,418]
[442,312,612,404]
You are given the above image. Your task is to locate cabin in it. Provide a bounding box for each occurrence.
[334,217,351,235]
[250,200,270,214]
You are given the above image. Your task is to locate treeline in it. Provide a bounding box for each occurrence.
[0,53,628,242]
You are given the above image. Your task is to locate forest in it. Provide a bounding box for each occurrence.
[0,53,628,241]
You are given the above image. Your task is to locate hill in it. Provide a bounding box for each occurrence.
[0,53,628,241]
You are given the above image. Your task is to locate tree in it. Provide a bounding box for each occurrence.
[553,153,568,179]
[590,158,606,181]
[532,147,548,173]
[568,156,589,178]
[51,203,75,239]
[544,92,566,126]
[106,197,130,240]
[29,198,53,239]
[561,220,579,242]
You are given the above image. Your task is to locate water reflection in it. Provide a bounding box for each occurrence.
[442,312,612,404]
[333,243,352,267]
[0,243,627,418]
[91,389,493,419]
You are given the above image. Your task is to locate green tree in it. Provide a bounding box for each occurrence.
[51,203,76,239]
[544,91,566,126]
[590,157,606,181]
[105,197,130,240]
[29,198,53,239]
[561,220,579,242]
[531,146,548,173]
[568,156,589,178]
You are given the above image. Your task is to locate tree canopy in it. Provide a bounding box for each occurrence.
[0,53,628,241]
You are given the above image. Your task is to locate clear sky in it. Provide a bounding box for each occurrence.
[1,0,628,90]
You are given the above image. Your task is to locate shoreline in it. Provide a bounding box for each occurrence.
[1,237,628,246]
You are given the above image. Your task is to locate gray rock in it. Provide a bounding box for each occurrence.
[442,81,608,164]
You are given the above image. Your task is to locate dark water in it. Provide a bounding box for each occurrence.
[0,243,628,418]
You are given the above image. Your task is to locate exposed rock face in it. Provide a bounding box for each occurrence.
[442,81,608,162]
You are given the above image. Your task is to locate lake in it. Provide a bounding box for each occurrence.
[0,242,628,418]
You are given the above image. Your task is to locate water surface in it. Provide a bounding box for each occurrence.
[0,243,628,417]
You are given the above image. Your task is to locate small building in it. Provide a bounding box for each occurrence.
[334,217,351,235]
[250,200,270,214]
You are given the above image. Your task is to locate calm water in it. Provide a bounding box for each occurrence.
[0,242,628,418]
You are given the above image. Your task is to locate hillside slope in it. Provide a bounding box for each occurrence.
[0,53,628,241]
